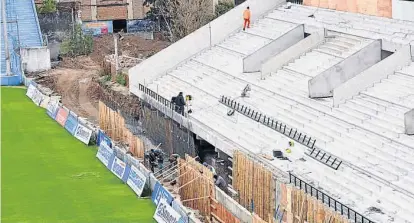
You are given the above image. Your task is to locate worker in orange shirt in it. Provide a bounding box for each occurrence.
[243,6,251,31]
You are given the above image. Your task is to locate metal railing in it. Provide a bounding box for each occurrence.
[289,173,375,223]
[307,147,342,170]
[138,84,185,116]
[220,95,316,148]
[219,95,343,170]
[287,0,304,4]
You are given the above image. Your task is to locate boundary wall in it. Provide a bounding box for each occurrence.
[129,0,286,94]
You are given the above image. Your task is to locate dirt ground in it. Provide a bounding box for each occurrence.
[90,35,170,64]
[38,35,169,123]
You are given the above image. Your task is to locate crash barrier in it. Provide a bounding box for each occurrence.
[177,155,254,223]
[232,150,275,221]
[220,96,343,171]
[234,150,363,223]
[26,81,95,145]
[99,101,145,158]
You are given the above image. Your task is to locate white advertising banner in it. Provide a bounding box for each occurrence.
[153,199,182,223]
[96,142,113,167]
[32,89,44,106]
[26,83,36,99]
[74,124,93,145]
[110,157,126,180]
[126,165,147,197]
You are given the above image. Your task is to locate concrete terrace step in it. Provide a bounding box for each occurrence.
[246,17,298,39]
[219,32,272,55]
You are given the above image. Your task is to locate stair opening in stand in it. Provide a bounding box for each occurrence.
[113,19,127,33]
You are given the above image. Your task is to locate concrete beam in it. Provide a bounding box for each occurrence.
[333,45,412,106]
[261,29,325,76]
[308,40,382,98]
[243,24,304,73]
[405,109,414,135]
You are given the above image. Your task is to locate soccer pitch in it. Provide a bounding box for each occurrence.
[1,88,155,223]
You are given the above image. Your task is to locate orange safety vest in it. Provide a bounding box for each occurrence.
[243,9,251,20]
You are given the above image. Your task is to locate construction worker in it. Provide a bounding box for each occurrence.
[175,92,186,115]
[243,6,251,31]
[203,162,216,175]
[214,175,228,193]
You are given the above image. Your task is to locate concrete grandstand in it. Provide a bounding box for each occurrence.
[129,0,414,222]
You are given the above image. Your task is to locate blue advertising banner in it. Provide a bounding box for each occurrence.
[126,19,154,33]
[96,143,114,168]
[151,181,174,206]
[97,130,112,148]
[64,111,78,135]
[127,165,147,197]
[110,157,130,182]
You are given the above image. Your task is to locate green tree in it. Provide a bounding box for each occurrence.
[215,1,235,17]
[60,25,93,57]
[37,0,57,13]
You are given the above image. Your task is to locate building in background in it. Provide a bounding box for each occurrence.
[300,0,414,22]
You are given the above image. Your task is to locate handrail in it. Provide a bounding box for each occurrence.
[219,95,344,170]
[289,173,375,223]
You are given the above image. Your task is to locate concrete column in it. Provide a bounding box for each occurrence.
[127,0,133,20]
[91,0,97,20]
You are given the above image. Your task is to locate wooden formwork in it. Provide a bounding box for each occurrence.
[178,155,215,218]
[98,101,145,158]
[285,185,350,223]
[210,198,240,223]
[233,151,275,221]
[234,150,350,223]
[178,155,242,223]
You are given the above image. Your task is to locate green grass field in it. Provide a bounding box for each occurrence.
[1,87,155,223]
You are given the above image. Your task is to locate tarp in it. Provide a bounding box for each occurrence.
[46,99,60,119]
[110,156,130,182]
[97,130,112,148]
[153,199,183,223]
[55,106,69,126]
[152,181,174,206]
[64,111,79,135]
[96,142,115,168]
[74,124,93,145]
[127,165,147,197]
